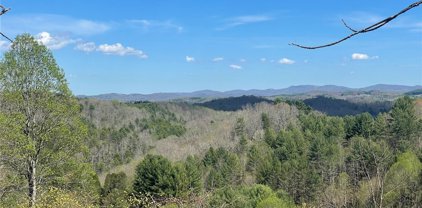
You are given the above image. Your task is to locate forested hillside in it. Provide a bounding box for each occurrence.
[79,99,298,178]
[303,96,392,116]
[78,95,421,208]
[196,95,272,111]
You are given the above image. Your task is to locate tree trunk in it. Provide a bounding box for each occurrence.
[28,159,36,207]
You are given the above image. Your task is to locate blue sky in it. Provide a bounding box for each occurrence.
[1,0,421,95]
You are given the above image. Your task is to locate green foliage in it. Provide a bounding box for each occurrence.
[203,147,243,190]
[257,196,295,208]
[0,34,96,206]
[208,185,293,208]
[390,96,418,150]
[247,143,273,172]
[133,155,178,197]
[184,156,203,194]
[383,151,422,207]
[261,113,271,130]
[131,102,186,139]
[322,172,352,207]
[132,154,201,201]
[347,137,393,184]
[235,117,246,136]
[198,95,272,111]
[235,117,248,152]
[286,99,312,114]
[344,112,378,139]
[258,125,322,203]
[303,96,391,116]
[103,172,127,196]
[274,97,283,105]
[101,172,129,207]
[255,156,282,191]
[101,189,129,208]
[36,187,97,208]
[372,113,389,140]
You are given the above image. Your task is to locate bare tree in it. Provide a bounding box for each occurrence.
[0,4,12,42]
[290,1,422,49]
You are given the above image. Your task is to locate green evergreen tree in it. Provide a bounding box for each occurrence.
[184,156,203,194]
[133,154,176,197]
[390,96,418,150]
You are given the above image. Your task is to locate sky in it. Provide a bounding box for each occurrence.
[0,0,421,95]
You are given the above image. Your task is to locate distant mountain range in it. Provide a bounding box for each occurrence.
[79,84,422,102]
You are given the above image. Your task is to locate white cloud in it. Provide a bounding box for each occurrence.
[186,56,195,62]
[36,32,76,50]
[75,42,96,52]
[97,43,148,58]
[218,15,273,30]
[129,19,183,33]
[229,64,242,70]
[260,58,267,62]
[212,57,224,62]
[74,41,148,58]
[0,40,11,51]
[279,58,295,65]
[352,53,379,60]
[240,58,246,62]
[352,53,369,60]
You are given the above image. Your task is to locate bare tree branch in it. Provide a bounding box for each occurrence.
[341,19,357,33]
[290,0,422,49]
[0,32,13,42]
[0,5,10,16]
[0,4,12,43]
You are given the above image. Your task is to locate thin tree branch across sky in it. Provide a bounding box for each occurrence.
[290,0,422,49]
[0,5,12,42]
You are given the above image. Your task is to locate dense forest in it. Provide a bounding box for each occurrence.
[302,96,392,116]
[1,35,422,208]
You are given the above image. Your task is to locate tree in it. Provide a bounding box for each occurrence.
[208,184,294,208]
[133,154,178,198]
[383,151,422,207]
[390,96,418,150]
[183,156,202,194]
[203,147,243,190]
[347,137,393,208]
[257,196,294,208]
[0,34,91,207]
[321,172,352,207]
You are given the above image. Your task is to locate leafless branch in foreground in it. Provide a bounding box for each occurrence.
[0,4,12,42]
[290,0,422,49]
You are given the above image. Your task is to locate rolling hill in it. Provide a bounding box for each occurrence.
[79,84,422,102]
